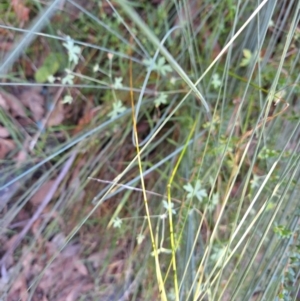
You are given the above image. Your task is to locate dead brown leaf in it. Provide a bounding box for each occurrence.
[73,259,88,276]
[4,242,130,300]
[0,90,27,117]
[73,108,96,135]
[12,0,30,22]
[22,249,36,272]
[51,233,67,250]
[7,274,28,301]
[20,88,45,122]
[0,138,15,159]
[0,126,10,138]
[14,150,28,163]
[6,239,93,301]
[2,235,19,268]
[65,283,94,301]
[4,235,19,252]
[37,242,92,300]
[30,180,56,207]
[0,93,9,110]
[47,101,64,127]
[0,41,13,51]
[65,289,78,301]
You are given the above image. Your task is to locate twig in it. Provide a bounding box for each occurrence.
[88,177,182,204]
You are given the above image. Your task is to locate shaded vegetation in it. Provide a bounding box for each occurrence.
[0,0,299,300]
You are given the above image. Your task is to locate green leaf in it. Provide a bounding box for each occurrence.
[211,73,222,89]
[108,100,127,119]
[210,244,228,267]
[154,93,168,107]
[112,217,122,228]
[136,233,145,244]
[273,225,293,238]
[240,49,252,67]
[162,200,176,215]
[113,77,123,89]
[183,180,207,202]
[250,174,262,190]
[207,193,219,212]
[143,57,172,76]
[243,49,252,59]
[35,53,64,83]
[62,74,74,85]
[63,36,81,65]
[35,66,52,83]
[62,95,73,104]
[156,57,172,76]
[93,64,99,72]
[47,75,56,83]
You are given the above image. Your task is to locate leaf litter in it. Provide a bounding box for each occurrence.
[0,83,103,301]
[19,87,45,122]
[0,2,182,300]
[11,0,30,23]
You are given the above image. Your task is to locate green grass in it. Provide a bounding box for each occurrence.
[0,0,300,300]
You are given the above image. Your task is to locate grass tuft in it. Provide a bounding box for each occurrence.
[0,0,300,300]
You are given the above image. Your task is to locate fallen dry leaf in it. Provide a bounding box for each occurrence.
[87,251,109,269]
[4,234,20,252]
[73,259,88,276]
[20,88,45,122]
[31,218,43,241]
[7,274,28,301]
[22,249,36,273]
[65,287,81,301]
[0,93,9,110]
[12,0,30,22]
[14,149,28,163]
[0,41,13,51]
[30,180,56,207]
[68,158,84,189]
[1,235,18,268]
[0,90,27,117]
[38,242,92,300]
[47,101,64,127]
[8,246,105,300]
[0,126,10,138]
[6,239,93,301]
[51,233,66,250]
[0,138,15,159]
[73,108,95,135]
[64,283,94,301]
